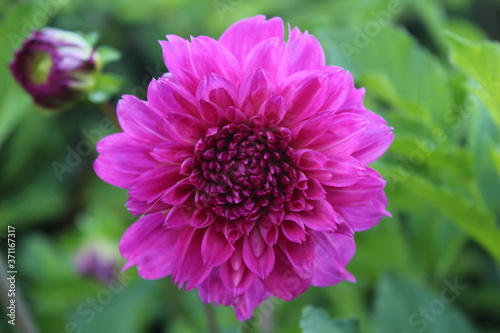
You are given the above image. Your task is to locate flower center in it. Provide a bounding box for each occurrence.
[191,123,298,221]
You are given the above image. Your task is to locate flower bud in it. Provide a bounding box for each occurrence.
[9,27,99,109]
[74,242,118,283]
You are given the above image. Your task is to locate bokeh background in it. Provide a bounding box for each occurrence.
[1,0,499,332]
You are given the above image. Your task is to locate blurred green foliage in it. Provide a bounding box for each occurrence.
[0,0,499,332]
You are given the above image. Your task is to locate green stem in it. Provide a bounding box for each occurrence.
[203,302,220,333]
[98,101,120,129]
[0,253,39,333]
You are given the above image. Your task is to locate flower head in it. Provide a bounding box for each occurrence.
[95,15,393,320]
[9,27,98,109]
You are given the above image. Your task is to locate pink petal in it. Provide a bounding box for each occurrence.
[280,70,329,125]
[262,247,311,300]
[150,142,192,164]
[119,213,182,279]
[244,38,288,85]
[128,165,183,203]
[117,95,168,144]
[337,191,391,232]
[287,26,325,73]
[198,268,233,306]
[349,108,394,164]
[163,112,205,144]
[164,205,191,229]
[233,279,269,321]
[189,36,240,84]
[160,178,194,205]
[325,167,386,207]
[291,199,339,232]
[295,149,328,170]
[238,68,278,117]
[242,228,275,278]
[259,95,286,127]
[307,112,368,157]
[201,225,235,266]
[319,156,367,187]
[304,178,326,200]
[321,67,353,113]
[310,230,356,287]
[196,73,237,112]
[94,133,157,189]
[125,196,171,216]
[219,15,284,64]
[220,242,256,296]
[198,99,226,127]
[281,217,307,243]
[147,77,199,117]
[280,238,314,279]
[172,227,213,290]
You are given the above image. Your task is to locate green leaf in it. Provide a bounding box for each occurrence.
[390,169,500,264]
[96,45,122,67]
[300,306,362,333]
[88,73,123,103]
[445,32,500,129]
[84,30,101,46]
[373,273,477,333]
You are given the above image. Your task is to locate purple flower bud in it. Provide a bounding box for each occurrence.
[74,244,118,284]
[9,27,99,109]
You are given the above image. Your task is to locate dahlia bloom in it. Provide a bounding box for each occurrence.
[9,28,98,109]
[95,15,393,320]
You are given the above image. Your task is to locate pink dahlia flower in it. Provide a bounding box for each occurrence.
[95,15,393,321]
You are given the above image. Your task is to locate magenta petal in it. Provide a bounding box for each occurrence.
[198,268,233,306]
[262,247,311,300]
[293,199,339,232]
[233,279,269,321]
[219,15,284,64]
[295,149,328,170]
[349,109,394,164]
[190,208,215,229]
[120,213,182,279]
[259,95,286,127]
[319,156,367,187]
[244,38,288,85]
[117,95,168,144]
[304,178,326,200]
[280,70,329,124]
[309,112,368,157]
[242,228,275,278]
[147,77,199,117]
[160,178,194,205]
[220,243,256,295]
[280,238,314,279]
[163,112,205,144]
[172,227,213,290]
[164,205,191,229]
[196,73,237,112]
[337,191,391,232]
[239,68,278,117]
[201,225,235,266]
[151,142,192,164]
[321,67,353,113]
[310,230,356,286]
[128,165,183,203]
[326,167,386,207]
[189,36,240,84]
[125,196,171,216]
[287,27,325,73]
[94,133,157,189]
[281,217,307,243]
